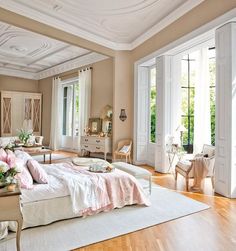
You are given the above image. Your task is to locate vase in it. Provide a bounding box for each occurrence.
[7,183,16,192]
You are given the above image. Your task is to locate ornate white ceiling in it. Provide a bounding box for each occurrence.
[0,0,204,50]
[0,21,108,80]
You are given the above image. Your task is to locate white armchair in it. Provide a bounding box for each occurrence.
[175,144,215,191]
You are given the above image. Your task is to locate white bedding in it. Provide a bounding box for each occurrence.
[1,160,150,239]
[21,172,69,203]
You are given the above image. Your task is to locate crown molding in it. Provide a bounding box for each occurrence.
[0,68,38,80]
[0,0,204,50]
[0,52,108,80]
[130,0,204,49]
[37,52,108,79]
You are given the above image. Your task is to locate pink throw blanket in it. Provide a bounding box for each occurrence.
[44,163,150,217]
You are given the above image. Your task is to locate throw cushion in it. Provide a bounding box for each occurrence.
[14,150,33,165]
[27,159,48,184]
[16,164,33,189]
[0,148,7,162]
[5,149,16,168]
[119,145,131,154]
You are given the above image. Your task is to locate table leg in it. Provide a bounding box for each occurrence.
[16,219,23,251]
[49,153,52,164]
[43,154,45,163]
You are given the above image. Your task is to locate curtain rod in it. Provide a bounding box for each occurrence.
[56,66,93,78]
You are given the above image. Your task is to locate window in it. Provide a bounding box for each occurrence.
[181,52,197,153]
[180,48,216,153]
[208,48,216,146]
[62,80,80,137]
[149,66,156,143]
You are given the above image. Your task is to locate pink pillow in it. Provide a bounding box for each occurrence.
[6,150,16,168]
[0,148,7,162]
[27,159,48,184]
[16,165,33,189]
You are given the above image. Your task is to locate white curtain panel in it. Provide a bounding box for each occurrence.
[49,77,63,150]
[78,68,92,149]
[194,48,211,153]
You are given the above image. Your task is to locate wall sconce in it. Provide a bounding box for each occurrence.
[119,109,127,122]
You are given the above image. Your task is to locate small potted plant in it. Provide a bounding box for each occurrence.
[18,128,33,145]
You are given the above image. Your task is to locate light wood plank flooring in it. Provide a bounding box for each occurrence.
[52,152,236,251]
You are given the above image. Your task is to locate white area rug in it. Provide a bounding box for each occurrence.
[32,153,68,163]
[0,186,209,251]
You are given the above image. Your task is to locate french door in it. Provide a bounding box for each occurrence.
[61,80,80,150]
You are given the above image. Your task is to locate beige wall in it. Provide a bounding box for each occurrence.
[38,76,52,146]
[91,58,113,117]
[38,58,113,145]
[0,75,38,92]
[112,51,133,151]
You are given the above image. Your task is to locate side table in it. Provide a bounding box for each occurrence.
[0,186,23,251]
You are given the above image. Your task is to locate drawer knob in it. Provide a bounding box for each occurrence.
[96,147,100,149]
[85,139,88,142]
[96,140,100,143]
[84,145,88,148]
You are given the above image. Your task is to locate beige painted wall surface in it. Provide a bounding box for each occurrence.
[91,58,113,117]
[38,58,113,145]
[38,76,52,146]
[0,75,38,92]
[112,51,132,151]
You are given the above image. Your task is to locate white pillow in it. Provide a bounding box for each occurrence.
[119,145,131,154]
[14,150,33,165]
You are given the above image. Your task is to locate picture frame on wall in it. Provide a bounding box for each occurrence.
[89,118,102,134]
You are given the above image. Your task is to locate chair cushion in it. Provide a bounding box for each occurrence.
[112,162,151,177]
[176,160,192,172]
[203,145,215,157]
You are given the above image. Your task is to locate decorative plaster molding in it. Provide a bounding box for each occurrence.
[37,52,108,80]
[0,0,204,50]
[0,68,38,80]
[0,52,108,80]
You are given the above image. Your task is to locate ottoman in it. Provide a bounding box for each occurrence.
[112,162,152,194]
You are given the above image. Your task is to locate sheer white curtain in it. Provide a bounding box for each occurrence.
[78,68,92,149]
[50,77,62,150]
[194,48,211,153]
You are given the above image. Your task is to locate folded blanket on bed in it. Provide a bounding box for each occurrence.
[43,163,150,216]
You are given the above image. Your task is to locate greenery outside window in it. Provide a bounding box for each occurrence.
[150,66,156,143]
[62,80,80,137]
[180,48,216,153]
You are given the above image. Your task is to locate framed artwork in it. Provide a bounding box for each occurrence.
[89,118,102,134]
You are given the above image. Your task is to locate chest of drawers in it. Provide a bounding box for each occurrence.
[80,136,111,160]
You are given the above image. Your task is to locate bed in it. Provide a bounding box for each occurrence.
[1,151,150,236]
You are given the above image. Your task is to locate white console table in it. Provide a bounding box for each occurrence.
[80,136,111,160]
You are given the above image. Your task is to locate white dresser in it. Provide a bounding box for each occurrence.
[80,136,112,160]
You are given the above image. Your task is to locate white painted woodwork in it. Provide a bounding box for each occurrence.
[134,66,149,164]
[0,0,203,50]
[155,56,171,173]
[215,22,236,198]
[0,91,42,136]
[80,136,112,160]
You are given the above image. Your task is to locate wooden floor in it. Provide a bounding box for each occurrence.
[54,152,236,251]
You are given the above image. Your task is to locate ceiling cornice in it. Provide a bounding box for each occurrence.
[0,0,204,51]
[0,52,108,80]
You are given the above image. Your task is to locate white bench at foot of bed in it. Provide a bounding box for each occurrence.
[112,162,152,194]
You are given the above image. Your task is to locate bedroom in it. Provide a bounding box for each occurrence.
[1,1,236,251]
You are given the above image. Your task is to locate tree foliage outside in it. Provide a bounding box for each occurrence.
[181,51,216,152]
[150,68,156,143]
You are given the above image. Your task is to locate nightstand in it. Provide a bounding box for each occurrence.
[0,186,23,251]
